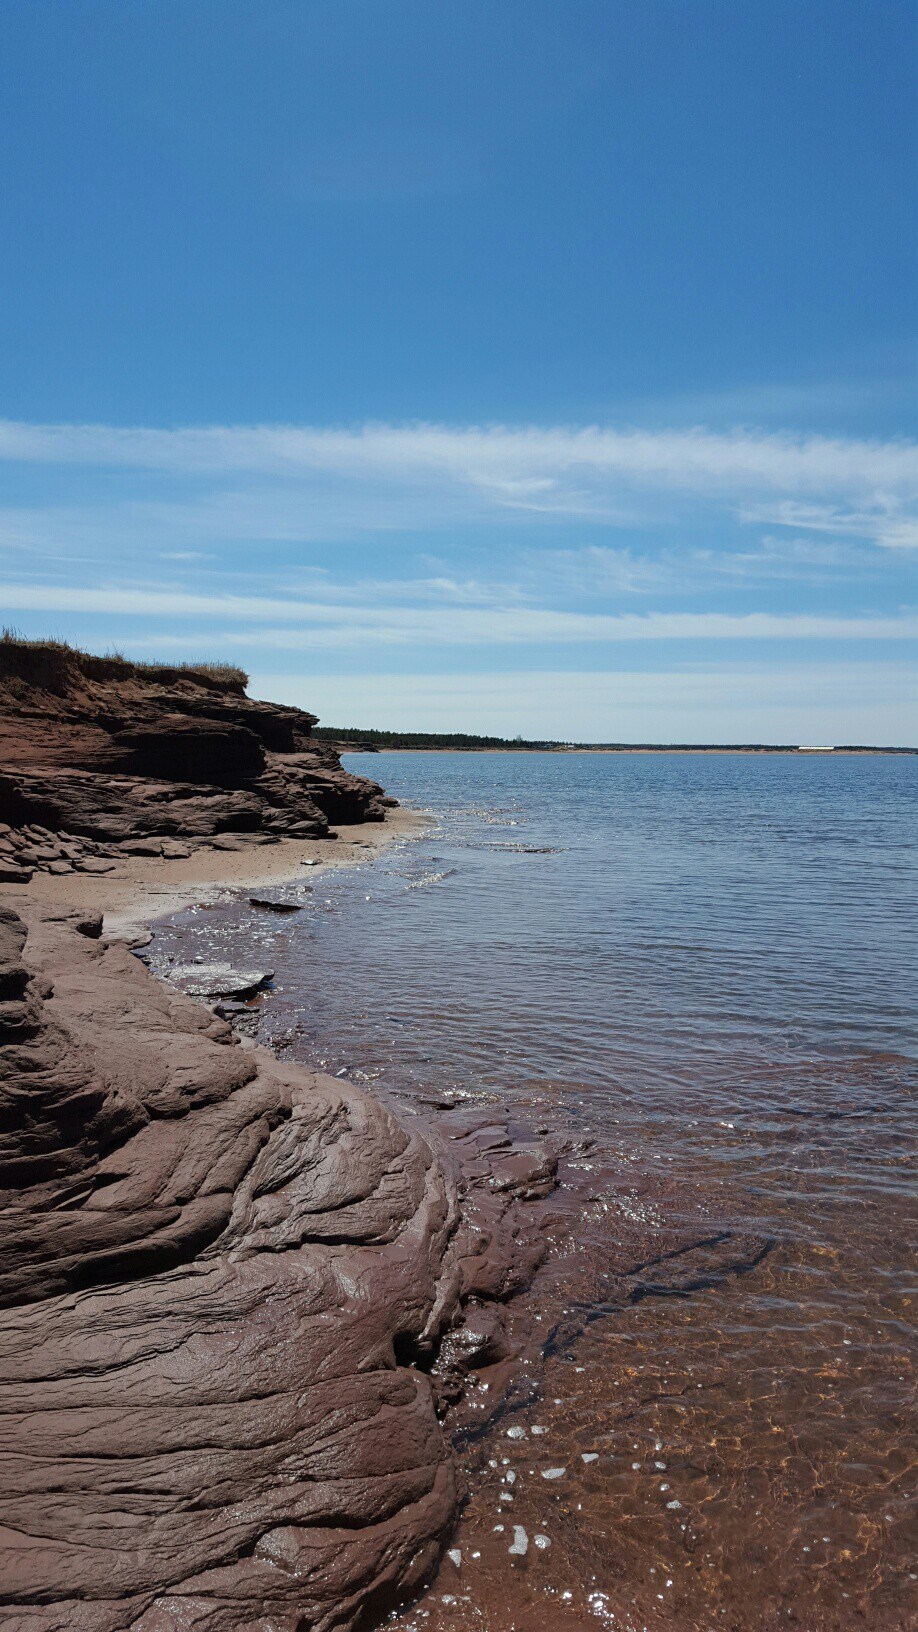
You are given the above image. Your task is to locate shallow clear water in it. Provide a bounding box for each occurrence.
[154,751,918,1628]
[319,752,916,1130]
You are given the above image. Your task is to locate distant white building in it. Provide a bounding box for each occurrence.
[798,745,835,752]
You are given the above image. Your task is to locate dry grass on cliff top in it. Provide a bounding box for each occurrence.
[0,630,249,690]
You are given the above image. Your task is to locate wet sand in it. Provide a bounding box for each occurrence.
[24,805,427,941]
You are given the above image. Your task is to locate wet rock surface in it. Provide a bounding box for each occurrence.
[166,961,276,999]
[0,899,564,1630]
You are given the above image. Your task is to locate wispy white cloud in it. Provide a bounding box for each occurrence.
[1,419,916,493]
[739,498,918,553]
[0,482,462,554]
[525,535,873,595]
[625,365,918,432]
[1,416,912,747]
[2,420,916,572]
[1,581,913,648]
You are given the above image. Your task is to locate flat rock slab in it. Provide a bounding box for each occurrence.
[159,838,194,858]
[168,961,275,999]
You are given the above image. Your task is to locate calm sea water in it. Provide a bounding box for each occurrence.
[321,751,917,1135]
[156,751,918,1628]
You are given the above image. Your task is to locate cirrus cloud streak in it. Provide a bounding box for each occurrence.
[0,582,914,648]
[1,418,917,502]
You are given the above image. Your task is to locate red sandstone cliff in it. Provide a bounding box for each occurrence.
[0,639,393,880]
[0,644,562,1629]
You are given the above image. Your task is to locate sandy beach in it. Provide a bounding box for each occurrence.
[23,805,428,942]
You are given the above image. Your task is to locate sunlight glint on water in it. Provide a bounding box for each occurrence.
[156,750,917,1626]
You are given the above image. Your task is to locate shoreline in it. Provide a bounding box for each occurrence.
[24,804,429,941]
[345,745,915,756]
[145,813,795,1632]
[2,800,586,1632]
[6,766,909,1627]
[2,802,550,1629]
[0,648,603,1629]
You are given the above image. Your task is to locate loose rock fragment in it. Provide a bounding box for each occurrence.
[0,863,33,883]
[169,962,275,998]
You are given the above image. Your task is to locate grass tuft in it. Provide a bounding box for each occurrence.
[0,631,249,690]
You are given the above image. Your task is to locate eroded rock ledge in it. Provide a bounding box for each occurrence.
[0,898,557,1631]
[0,642,394,882]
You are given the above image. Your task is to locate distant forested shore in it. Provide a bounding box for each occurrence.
[313,727,916,755]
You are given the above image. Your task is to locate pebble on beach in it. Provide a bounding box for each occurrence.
[508,1526,529,1557]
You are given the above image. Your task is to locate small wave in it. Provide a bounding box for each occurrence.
[406,868,457,890]
[464,841,562,854]
[496,842,560,854]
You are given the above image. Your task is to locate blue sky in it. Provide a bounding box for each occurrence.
[0,0,915,742]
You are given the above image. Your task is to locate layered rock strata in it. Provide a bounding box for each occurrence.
[0,642,393,880]
[0,641,567,1627]
[0,898,558,1630]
